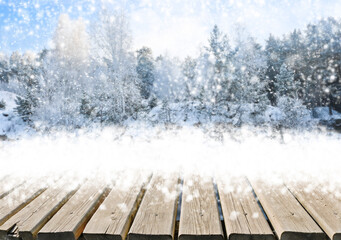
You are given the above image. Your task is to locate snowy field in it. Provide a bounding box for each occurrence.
[1,124,341,190]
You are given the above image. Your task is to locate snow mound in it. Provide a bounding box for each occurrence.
[312,107,341,121]
[0,91,18,110]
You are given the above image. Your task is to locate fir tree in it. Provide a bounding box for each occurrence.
[275,64,300,99]
[136,47,155,99]
[11,53,41,123]
[80,93,94,118]
[205,25,232,105]
[0,99,6,109]
[265,34,283,105]
[182,57,197,101]
[15,96,35,122]
[0,56,10,83]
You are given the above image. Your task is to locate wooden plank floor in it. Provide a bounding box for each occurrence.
[286,181,341,240]
[0,178,79,240]
[0,174,340,240]
[37,180,109,240]
[216,177,274,240]
[128,174,179,240]
[249,178,326,240]
[83,174,149,240]
[0,178,47,226]
[179,175,223,240]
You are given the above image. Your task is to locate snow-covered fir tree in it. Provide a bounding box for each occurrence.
[0,54,10,83]
[136,47,155,99]
[10,52,41,123]
[230,28,269,106]
[265,34,283,105]
[275,64,300,99]
[181,56,197,101]
[205,25,232,105]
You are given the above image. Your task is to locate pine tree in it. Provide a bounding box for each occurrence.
[182,57,197,101]
[15,96,34,122]
[136,47,155,99]
[230,31,269,107]
[265,34,283,105]
[275,64,300,99]
[205,25,232,105]
[0,99,6,109]
[15,72,40,123]
[80,93,94,118]
[0,55,10,83]
[11,52,41,123]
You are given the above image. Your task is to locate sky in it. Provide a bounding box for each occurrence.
[1,0,341,58]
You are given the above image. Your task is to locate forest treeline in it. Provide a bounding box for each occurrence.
[1,9,341,129]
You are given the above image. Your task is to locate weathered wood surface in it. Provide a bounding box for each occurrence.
[286,181,341,240]
[217,177,274,240]
[128,174,179,240]
[38,180,109,240]
[0,174,340,240]
[249,178,326,240]
[0,176,26,199]
[178,175,223,240]
[83,175,149,240]
[0,179,78,240]
[0,178,47,227]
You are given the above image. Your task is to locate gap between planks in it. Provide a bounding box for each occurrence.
[83,174,151,240]
[249,177,327,240]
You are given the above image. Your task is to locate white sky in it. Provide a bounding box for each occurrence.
[2,0,341,59]
[128,0,341,58]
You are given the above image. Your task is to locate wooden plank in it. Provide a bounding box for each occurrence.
[83,174,149,240]
[249,178,326,240]
[0,178,47,226]
[178,175,223,240]
[0,176,26,199]
[37,180,109,240]
[286,181,341,240]
[128,174,179,240]
[217,177,274,240]
[0,179,79,240]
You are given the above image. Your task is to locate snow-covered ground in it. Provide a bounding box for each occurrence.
[1,124,341,187]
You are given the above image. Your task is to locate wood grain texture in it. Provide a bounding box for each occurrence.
[286,181,341,240]
[178,176,223,240]
[83,175,149,240]
[0,178,47,227]
[37,180,109,240]
[128,174,179,240]
[217,177,274,240]
[0,179,78,240]
[249,178,326,240]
